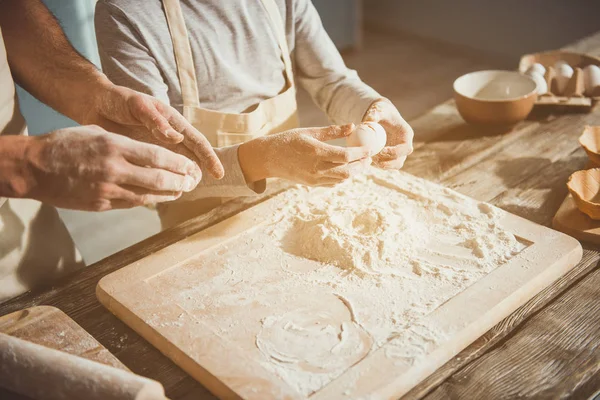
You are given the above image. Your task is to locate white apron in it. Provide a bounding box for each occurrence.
[0,28,83,303]
[157,0,299,228]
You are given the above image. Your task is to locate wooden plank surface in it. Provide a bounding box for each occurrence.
[0,305,126,369]
[0,31,600,399]
[553,194,600,245]
[425,255,600,399]
[404,145,598,398]
[405,248,600,400]
[0,305,128,399]
[401,33,600,398]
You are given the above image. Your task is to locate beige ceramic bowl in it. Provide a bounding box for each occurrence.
[578,126,600,166]
[454,70,537,125]
[567,168,600,220]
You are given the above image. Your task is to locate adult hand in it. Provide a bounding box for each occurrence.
[24,125,203,211]
[363,99,414,169]
[239,124,371,186]
[84,84,224,180]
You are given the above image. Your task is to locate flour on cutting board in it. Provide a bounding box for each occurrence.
[146,169,525,397]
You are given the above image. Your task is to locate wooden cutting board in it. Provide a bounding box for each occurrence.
[553,194,600,244]
[98,171,582,400]
[0,306,128,399]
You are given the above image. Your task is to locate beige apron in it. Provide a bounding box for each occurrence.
[157,0,299,228]
[0,28,83,303]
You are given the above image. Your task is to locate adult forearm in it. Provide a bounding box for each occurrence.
[0,135,36,198]
[0,0,111,124]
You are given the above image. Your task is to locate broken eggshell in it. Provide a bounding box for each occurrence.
[346,122,387,156]
[578,125,600,166]
[567,168,600,220]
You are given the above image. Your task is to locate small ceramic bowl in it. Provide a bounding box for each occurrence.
[567,168,600,220]
[578,126,600,166]
[454,70,537,125]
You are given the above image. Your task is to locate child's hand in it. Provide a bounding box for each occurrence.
[363,99,414,169]
[239,124,371,186]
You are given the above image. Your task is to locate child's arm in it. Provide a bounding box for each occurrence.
[292,0,413,169]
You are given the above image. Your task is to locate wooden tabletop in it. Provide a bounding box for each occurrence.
[3,33,600,399]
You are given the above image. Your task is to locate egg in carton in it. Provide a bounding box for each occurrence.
[519,51,600,110]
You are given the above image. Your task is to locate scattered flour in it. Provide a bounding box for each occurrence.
[146,169,525,397]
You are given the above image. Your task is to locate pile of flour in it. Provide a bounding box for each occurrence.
[278,173,520,278]
[283,189,424,276]
[147,169,525,397]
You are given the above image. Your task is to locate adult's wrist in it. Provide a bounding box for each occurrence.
[0,135,39,199]
[77,73,115,126]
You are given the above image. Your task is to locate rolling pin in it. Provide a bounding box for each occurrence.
[0,332,167,400]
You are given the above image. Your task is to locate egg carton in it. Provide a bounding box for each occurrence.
[519,51,600,110]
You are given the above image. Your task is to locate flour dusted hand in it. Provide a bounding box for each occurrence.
[85,84,225,180]
[22,126,202,211]
[363,99,414,169]
[239,124,371,186]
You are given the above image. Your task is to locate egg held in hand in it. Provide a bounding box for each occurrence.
[346,122,387,156]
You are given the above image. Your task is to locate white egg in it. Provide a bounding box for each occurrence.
[526,71,548,95]
[555,63,574,78]
[583,65,600,96]
[525,63,546,76]
[554,63,574,94]
[553,60,572,71]
[346,122,387,155]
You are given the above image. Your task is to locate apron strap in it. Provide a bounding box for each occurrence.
[258,0,295,87]
[162,0,200,108]
[162,0,295,109]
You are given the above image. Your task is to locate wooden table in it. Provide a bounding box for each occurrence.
[3,33,600,400]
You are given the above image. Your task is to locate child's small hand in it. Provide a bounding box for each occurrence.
[239,123,371,186]
[363,99,414,169]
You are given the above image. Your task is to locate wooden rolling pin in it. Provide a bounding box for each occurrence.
[0,332,168,400]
